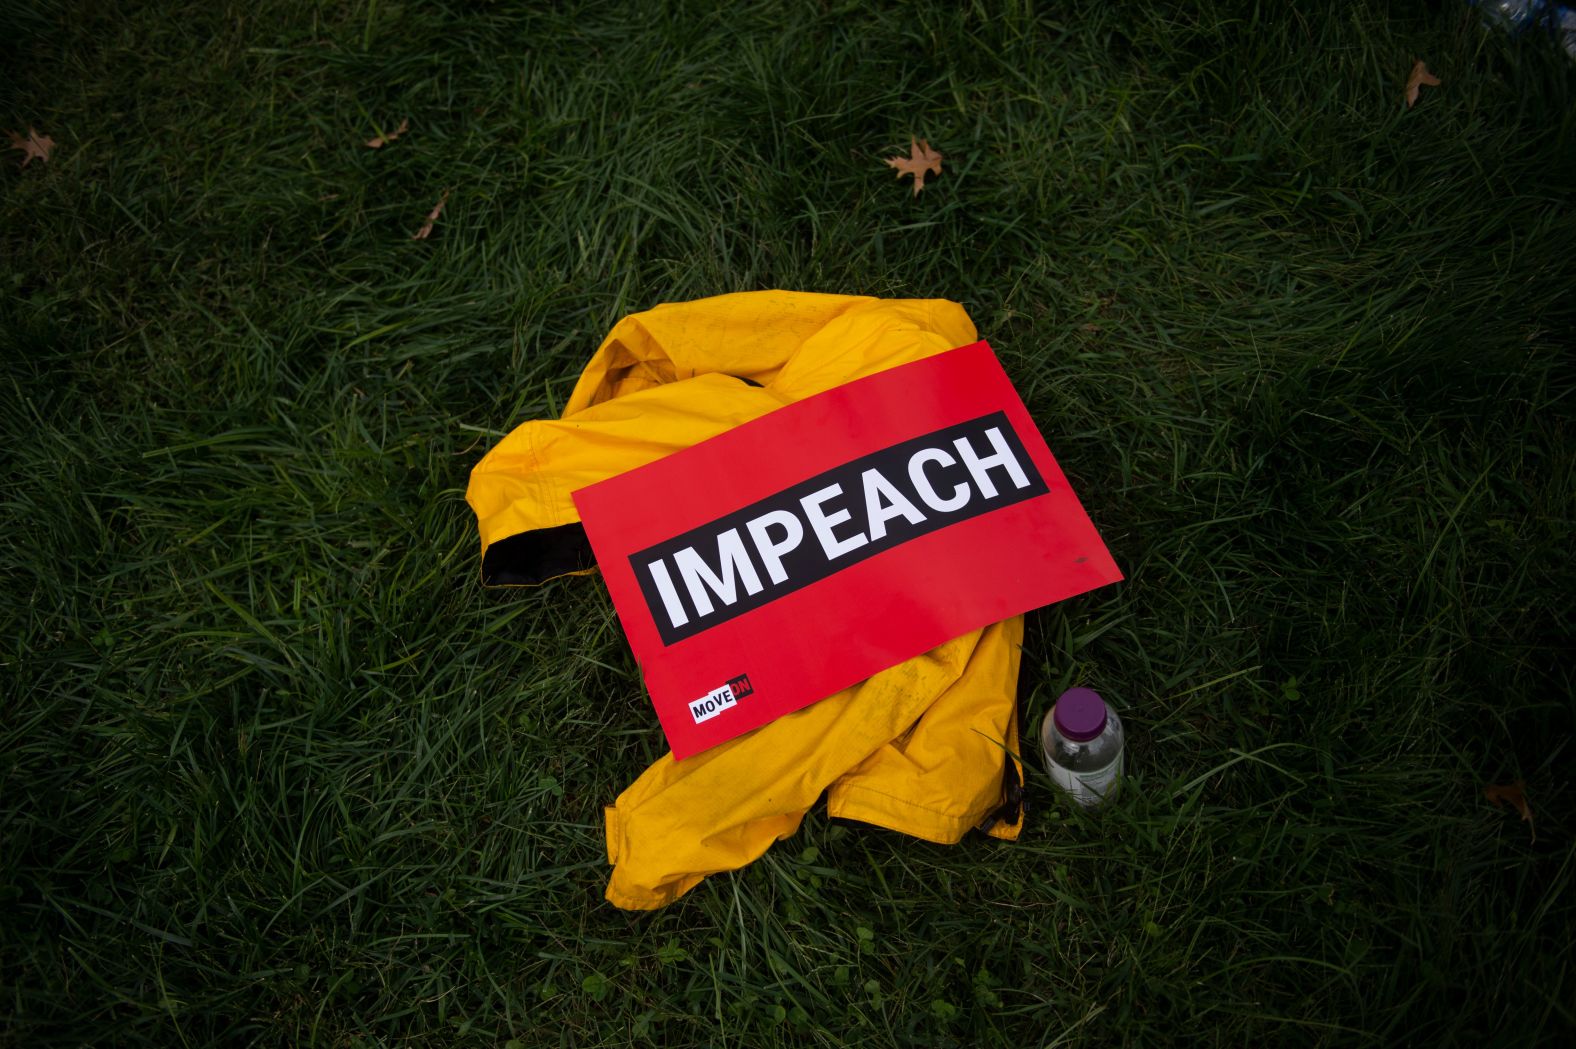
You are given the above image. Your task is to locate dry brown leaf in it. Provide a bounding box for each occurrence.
[1406,59,1441,109]
[1485,780,1535,842]
[412,188,450,240]
[7,127,56,167]
[365,117,410,149]
[885,137,943,196]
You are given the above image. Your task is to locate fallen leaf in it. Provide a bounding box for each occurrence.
[6,127,56,167]
[365,117,410,149]
[1485,781,1535,842]
[412,188,450,240]
[1406,59,1440,109]
[885,137,943,196]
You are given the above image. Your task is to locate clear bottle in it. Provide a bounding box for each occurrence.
[1472,0,1548,33]
[1558,6,1576,59]
[1041,687,1124,808]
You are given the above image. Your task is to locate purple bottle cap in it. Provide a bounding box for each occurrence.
[1054,688,1107,742]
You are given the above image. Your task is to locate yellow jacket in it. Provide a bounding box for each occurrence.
[467,291,1025,910]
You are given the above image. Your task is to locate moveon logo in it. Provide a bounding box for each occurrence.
[632,411,1049,645]
[689,674,754,725]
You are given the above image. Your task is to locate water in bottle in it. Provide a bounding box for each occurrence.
[1041,687,1125,807]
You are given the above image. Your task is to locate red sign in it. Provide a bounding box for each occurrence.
[571,341,1121,758]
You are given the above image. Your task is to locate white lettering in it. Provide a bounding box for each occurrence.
[909,448,971,512]
[861,468,926,541]
[953,426,1030,499]
[674,528,763,618]
[647,559,689,629]
[800,483,869,560]
[745,509,804,585]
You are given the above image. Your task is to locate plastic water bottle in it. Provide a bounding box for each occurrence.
[1472,0,1548,32]
[1558,6,1576,58]
[1471,1,1576,57]
[1041,687,1124,808]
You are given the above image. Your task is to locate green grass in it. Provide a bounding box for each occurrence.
[3,0,1573,1045]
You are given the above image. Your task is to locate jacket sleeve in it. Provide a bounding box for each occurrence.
[464,374,777,585]
[602,619,1021,910]
[465,291,976,586]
